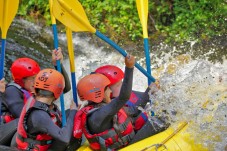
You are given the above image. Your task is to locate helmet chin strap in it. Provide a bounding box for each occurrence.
[48,101,55,108]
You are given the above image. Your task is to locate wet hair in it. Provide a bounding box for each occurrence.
[90,72,96,74]
[104,86,108,91]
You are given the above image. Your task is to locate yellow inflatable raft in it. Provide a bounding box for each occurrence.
[77,122,207,151]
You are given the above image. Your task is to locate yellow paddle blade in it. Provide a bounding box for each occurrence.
[66,27,76,72]
[49,0,56,24]
[52,0,96,33]
[0,1,2,29]
[136,0,148,38]
[0,0,19,38]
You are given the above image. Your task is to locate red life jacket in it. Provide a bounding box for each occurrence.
[1,82,32,124]
[74,105,135,150]
[1,101,14,124]
[125,92,148,131]
[16,97,61,151]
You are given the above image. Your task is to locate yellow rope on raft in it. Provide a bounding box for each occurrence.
[141,122,188,151]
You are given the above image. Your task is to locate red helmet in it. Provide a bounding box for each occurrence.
[77,73,110,103]
[95,65,124,86]
[10,58,40,87]
[34,69,65,99]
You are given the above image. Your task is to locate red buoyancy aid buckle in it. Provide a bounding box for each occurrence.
[93,118,135,150]
[113,118,132,134]
[88,128,118,142]
[1,112,15,124]
[109,130,135,149]
[17,134,52,146]
[120,118,132,132]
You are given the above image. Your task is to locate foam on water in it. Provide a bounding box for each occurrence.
[59,33,226,150]
[149,56,227,150]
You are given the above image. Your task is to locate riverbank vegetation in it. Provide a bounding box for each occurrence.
[18,0,227,44]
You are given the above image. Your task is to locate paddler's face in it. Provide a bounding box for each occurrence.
[104,87,112,104]
[23,75,37,93]
[109,80,122,98]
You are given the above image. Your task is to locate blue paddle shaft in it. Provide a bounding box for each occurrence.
[0,39,6,123]
[52,24,66,126]
[52,24,62,73]
[0,39,6,79]
[144,38,152,85]
[71,72,78,106]
[143,39,153,106]
[59,94,66,124]
[95,30,155,83]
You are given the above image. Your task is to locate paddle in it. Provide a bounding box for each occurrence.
[136,0,155,116]
[0,0,19,79]
[0,0,19,123]
[136,0,152,85]
[65,27,78,106]
[52,0,155,83]
[49,0,66,126]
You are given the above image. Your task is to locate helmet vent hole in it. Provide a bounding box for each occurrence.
[79,95,84,100]
[95,91,101,98]
[114,72,117,75]
[43,84,50,88]
[28,66,32,70]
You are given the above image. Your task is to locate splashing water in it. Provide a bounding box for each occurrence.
[148,55,227,150]
[57,29,227,150]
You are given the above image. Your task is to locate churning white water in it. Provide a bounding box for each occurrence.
[150,56,227,150]
[58,32,227,150]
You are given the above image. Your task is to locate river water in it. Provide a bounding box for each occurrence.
[1,19,227,150]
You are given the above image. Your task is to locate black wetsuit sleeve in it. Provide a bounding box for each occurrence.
[134,88,150,109]
[0,92,5,99]
[27,109,76,145]
[55,64,71,93]
[5,86,24,118]
[124,88,151,117]
[0,92,5,112]
[87,67,133,134]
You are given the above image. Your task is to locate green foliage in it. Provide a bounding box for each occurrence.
[80,0,142,41]
[157,0,227,42]
[81,0,227,43]
[18,0,51,25]
[17,0,227,43]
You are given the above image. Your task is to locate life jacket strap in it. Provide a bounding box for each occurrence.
[123,104,138,116]
[17,134,52,146]
[108,130,135,149]
[113,118,131,134]
[88,129,117,143]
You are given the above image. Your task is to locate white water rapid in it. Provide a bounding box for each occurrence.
[58,32,227,150]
